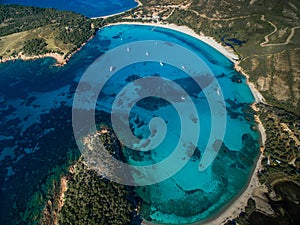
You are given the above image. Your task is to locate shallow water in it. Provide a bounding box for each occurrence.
[1,0,138,17]
[0,24,260,224]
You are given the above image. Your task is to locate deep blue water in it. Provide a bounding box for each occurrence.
[0,24,259,224]
[1,0,138,17]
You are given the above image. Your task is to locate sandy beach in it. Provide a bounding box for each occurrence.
[91,0,142,19]
[141,151,265,225]
[234,64,266,104]
[104,21,238,62]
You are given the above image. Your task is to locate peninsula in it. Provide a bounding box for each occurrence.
[0,4,102,65]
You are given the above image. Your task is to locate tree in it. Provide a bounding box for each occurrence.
[22,38,48,55]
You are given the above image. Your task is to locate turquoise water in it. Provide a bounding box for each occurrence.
[93,25,259,224]
[0,24,259,224]
[1,0,138,17]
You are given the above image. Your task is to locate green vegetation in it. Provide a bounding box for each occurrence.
[58,161,136,225]
[0,5,84,36]
[22,38,48,55]
[172,0,300,114]
[230,104,300,225]
[0,5,102,60]
[257,104,300,185]
[233,180,300,225]
[139,0,188,5]
[56,126,140,225]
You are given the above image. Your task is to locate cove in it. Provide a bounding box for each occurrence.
[92,24,260,224]
[0,24,260,224]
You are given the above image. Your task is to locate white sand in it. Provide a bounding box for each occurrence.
[234,64,266,104]
[91,0,142,19]
[135,0,143,7]
[201,155,265,225]
[142,153,265,225]
[105,21,239,62]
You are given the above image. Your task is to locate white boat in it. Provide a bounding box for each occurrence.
[126,47,131,52]
[181,95,186,100]
[160,61,164,66]
[146,51,150,56]
[181,65,186,70]
[109,66,114,72]
[217,88,220,96]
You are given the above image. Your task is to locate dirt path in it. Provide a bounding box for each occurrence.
[164,8,176,20]
[260,15,300,47]
[188,9,253,21]
[280,123,300,146]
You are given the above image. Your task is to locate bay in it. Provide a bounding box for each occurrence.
[0,24,260,224]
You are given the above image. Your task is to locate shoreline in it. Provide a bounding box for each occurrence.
[234,63,266,104]
[0,34,95,66]
[200,153,265,225]
[0,52,66,66]
[103,20,267,146]
[142,152,265,225]
[100,21,266,225]
[91,0,142,19]
[103,21,239,62]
